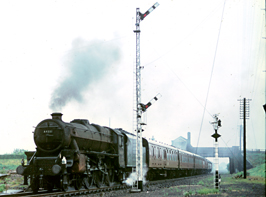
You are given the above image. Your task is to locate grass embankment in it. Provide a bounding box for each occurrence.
[247,163,265,178]
[246,151,265,178]
[247,152,265,167]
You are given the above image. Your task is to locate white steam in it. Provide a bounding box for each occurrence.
[124,165,149,186]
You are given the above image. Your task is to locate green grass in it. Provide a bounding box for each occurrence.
[222,174,265,186]
[0,184,5,192]
[197,188,220,195]
[183,190,194,196]
[197,180,205,186]
[196,176,213,187]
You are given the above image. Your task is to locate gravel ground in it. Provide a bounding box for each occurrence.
[86,174,265,197]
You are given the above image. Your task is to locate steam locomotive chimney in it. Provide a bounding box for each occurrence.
[51,112,63,121]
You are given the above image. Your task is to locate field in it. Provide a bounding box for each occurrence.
[0,159,22,174]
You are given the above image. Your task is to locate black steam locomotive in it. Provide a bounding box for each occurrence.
[16,113,212,193]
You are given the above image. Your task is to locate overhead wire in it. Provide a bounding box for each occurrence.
[142,1,225,68]
[240,1,264,150]
[195,0,227,154]
[220,137,243,168]
[140,1,226,117]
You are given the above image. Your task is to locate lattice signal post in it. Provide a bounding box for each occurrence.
[238,98,251,179]
[132,2,159,192]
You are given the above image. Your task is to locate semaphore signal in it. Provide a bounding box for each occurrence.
[132,2,159,193]
[140,93,162,112]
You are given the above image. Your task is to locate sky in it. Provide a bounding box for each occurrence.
[0,0,265,154]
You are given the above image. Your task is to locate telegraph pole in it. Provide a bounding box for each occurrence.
[238,98,251,179]
[239,125,242,152]
[210,114,222,189]
[132,2,159,192]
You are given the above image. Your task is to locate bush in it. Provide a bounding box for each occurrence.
[11,149,27,155]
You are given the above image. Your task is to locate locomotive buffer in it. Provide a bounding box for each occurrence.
[132,3,160,193]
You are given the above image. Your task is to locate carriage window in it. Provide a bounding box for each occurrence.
[173,152,175,161]
[121,136,124,147]
[183,155,187,163]
[171,151,173,161]
[164,149,167,160]
[172,152,174,161]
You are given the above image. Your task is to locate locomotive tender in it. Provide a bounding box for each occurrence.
[16,113,212,193]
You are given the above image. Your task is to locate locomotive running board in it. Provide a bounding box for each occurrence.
[83,150,119,157]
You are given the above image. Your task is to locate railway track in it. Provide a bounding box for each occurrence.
[0,183,130,197]
[0,174,210,197]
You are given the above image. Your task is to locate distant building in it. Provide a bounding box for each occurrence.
[171,136,187,150]
[171,132,192,151]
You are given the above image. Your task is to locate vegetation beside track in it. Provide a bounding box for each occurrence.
[136,174,264,197]
[0,149,27,192]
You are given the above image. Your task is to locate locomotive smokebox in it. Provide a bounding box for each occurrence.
[51,112,63,121]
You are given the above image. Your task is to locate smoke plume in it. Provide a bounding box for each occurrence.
[49,38,121,111]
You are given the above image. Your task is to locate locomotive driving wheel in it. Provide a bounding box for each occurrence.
[105,169,114,186]
[45,177,54,192]
[62,174,69,192]
[83,174,93,189]
[93,171,104,188]
[108,169,115,186]
[74,174,83,190]
[30,176,39,194]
